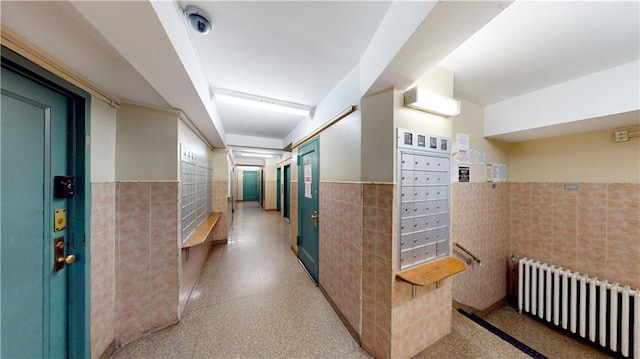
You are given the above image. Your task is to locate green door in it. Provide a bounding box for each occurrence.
[297,138,319,283]
[276,167,281,212]
[283,165,290,220]
[1,62,75,358]
[243,171,259,201]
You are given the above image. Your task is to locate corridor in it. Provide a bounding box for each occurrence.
[111,202,612,359]
[112,202,369,358]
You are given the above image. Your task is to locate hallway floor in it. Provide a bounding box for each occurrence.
[112,201,368,359]
[112,201,612,359]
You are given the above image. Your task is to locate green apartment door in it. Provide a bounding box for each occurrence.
[243,171,259,201]
[297,138,319,283]
[283,165,290,220]
[1,62,75,358]
[276,167,281,212]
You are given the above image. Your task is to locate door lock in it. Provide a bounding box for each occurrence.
[311,211,318,228]
[54,237,75,272]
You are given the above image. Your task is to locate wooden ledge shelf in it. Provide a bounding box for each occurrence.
[396,257,466,297]
[181,212,222,249]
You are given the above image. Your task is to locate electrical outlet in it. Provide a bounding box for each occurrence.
[615,130,629,142]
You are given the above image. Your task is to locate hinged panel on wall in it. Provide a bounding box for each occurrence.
[397,128,451,270]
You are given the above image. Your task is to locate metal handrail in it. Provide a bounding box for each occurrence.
[453,242,482,266]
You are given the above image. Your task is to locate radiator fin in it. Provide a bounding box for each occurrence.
[517,258,637,358]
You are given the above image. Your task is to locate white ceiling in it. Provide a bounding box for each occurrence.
[180,0,638,152]
[4,0,637,161]
[182,1,392,144]
[440,1,640,106]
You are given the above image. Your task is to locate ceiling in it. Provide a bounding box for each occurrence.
[178,0,638,158]
[5,0,636,164]
[182,1,392,145]
[440,0,640,106]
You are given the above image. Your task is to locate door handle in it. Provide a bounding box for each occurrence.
[311,211,318,228]
[54,238,75,272]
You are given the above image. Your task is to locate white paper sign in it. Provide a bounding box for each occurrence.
[476,151,486,165]
[305,183,312,198]
[456,133,470,154]
[469,149,478,165]
[304,164,312,198]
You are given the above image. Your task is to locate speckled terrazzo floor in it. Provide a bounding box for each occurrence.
[111,201,612,359]
[111,201,369,359]
[481,305,613,359]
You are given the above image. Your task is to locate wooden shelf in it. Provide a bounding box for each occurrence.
[396,257,466,287]
[181,212,222,249]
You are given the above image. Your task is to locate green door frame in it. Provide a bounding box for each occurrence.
[276,167,281,212]
[283,165,290,220]
[2,47,91,359]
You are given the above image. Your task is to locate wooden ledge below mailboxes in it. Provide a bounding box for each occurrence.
[396,257,466,297]
[181,212,222,249]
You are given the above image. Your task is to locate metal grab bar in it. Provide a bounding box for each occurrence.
[453,242,482,266]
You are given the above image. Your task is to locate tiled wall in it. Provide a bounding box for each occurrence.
[319,182,363,335]
[180,175,224,315]
[451,183,510,310]
[352,182,465,358]
[211,180,229,242]
[91,183,116,358]
[115,182,179,346]
[179,242,213,314]
[361,183,394,358]
[391,280,453,358]
[264,179,277,210]
[290,181,298,254]
[510,183,640,289]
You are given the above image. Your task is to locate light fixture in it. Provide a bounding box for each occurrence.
[184,5,213,35]
[215,89,311,117]
[240,152,273,158]
[404,87,461,117]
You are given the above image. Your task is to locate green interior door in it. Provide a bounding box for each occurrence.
[243,171,259,201]
[276,167,281,212]
[297,138,319,283]
[1,63,73,358]
[283,165,290,220]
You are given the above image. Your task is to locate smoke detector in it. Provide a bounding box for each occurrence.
[184,5,212,35]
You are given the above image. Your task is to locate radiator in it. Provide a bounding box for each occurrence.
[517,258,639,358]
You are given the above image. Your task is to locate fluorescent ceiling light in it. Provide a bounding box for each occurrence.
[215,91,311,117]
[240,152,273,158]
[404,87,461,117]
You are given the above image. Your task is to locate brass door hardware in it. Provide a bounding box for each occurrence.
[311,211,318,228]
[53,237,75,272]
[54,209,66,232]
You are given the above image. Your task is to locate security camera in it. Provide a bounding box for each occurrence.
[184,5,212,35]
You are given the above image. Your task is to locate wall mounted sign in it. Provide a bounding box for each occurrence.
[304,164,312,198]
[458,166,470,182]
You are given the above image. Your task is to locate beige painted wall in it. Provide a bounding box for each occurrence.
[451,99,511,183]
[361,89,395,182]
[115,104,178,181]
[509,126,640,183]
[90,98,117,182]
[319,111,362,181]
[211,150,230,182]
[360,70,455,184]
